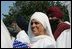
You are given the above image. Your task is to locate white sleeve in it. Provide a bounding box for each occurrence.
[16,30,30,44]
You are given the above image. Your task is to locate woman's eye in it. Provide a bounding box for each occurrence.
[35,22,39,24]
[31,21,39,25]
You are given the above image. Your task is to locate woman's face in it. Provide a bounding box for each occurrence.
[31,19,45,36]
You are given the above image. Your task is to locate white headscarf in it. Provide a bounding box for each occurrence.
[1,20,12,48]
[28,12,55,42]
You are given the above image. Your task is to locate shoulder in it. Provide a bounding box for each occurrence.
[31,35,56,48]
[43,36,56,44]
[39,35,56,47]
[41,36,56,48]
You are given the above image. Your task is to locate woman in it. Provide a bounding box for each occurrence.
[13,12,56,48]
[28,12,56,48]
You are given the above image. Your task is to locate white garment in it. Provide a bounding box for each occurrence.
[31,35,56,48]
[56,21,71,48]
[11,36,15,46]
[16,30,30,44]
[28,12,56,48]
[1,20,12,48]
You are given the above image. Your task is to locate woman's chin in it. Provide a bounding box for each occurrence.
[32,31,38,36]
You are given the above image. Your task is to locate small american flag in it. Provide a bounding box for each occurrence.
[13,40,30,48]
